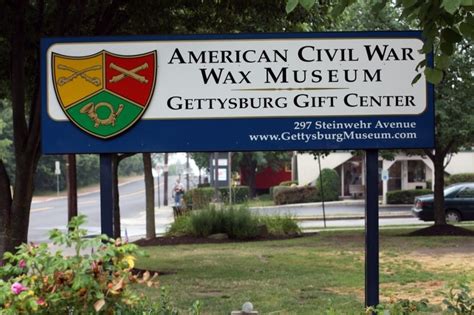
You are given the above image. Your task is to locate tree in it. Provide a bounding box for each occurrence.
[0,0,331,256]
[234,152,292,197]
[288,0,473,84]
[192,151,291,197]
[423,47,474,225]
[143,153,156,239]
[289,0,474,226]
[0,0,145,255]
[333,0,474,225]
[111,153,135,239]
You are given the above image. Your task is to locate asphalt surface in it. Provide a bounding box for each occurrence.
[29,175,186,242]
[29,176,419,242]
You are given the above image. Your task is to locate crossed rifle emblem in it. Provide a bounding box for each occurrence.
[56,62,149,86]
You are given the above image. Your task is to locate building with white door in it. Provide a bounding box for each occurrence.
[296,150,474,204]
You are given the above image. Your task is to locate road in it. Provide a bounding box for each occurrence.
[29,177,421,242]
[29,175,196,242]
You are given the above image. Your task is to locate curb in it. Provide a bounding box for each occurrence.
[293,213,414,221]
[249,201,411,211]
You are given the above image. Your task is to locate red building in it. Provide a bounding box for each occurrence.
[240,166,291,193]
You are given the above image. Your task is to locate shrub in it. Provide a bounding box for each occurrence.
[166,215,193,237]
[368,298,430,314]
[447,173,474,186]
[219,186,250,204]
[279,180,298,186]
[224,207,259,239]
[189,187,215,210]
[167,206,301,239]
[271,185,293,199]
[442,281,473,314]
[197,183,211,188]
[182,190,193,208]
[190,206,259,239]
[258,216,301,236]
[274,186,319,205]
[315,168,340,201]
[386,189,432,204]
[0,215,159,314]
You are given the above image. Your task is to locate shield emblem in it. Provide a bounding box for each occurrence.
[52,50,157,139]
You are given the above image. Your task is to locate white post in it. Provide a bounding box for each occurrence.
[341,163,345,198]
[228,152,232,204]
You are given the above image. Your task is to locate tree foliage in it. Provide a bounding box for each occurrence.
[288,0,474,226]
[0,0,331,255]
[288,0,473,84]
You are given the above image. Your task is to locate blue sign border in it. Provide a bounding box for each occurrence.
[41,31,434,154]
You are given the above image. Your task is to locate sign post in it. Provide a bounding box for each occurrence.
[42,32,434,308]
[365,149,379,307]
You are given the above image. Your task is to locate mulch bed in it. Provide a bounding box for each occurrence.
[133,233,318,247]
[407,224,474,237]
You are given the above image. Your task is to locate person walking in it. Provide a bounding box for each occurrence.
[173,179,185,207]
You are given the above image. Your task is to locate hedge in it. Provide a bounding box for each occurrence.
[446,173,474,186]
[219,186,250,204]
[271,185,293,199]
[186,187,215,210]
[386,189,432,204]
[315,168,340,201]
[274,186,319,205]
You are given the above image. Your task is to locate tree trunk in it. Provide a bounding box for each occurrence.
[433,154,447,225]
[241,153,258,197]
[10,154,38,250]
[143,153,156,239]
[6,0,42,254]
[0,160,12,255]
[66,154,78,230]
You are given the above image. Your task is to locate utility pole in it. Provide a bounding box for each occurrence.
[163,153,169,206]
[66,155,78,227]
[186,153,190,191]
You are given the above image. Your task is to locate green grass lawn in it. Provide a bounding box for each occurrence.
[136,228,474,314]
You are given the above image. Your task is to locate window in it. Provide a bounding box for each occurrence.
[408,160,426,182]
[457,187,474,198]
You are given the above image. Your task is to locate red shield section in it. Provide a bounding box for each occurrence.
[105,51,157,107]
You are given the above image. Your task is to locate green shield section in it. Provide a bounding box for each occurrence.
[67,91,144,138]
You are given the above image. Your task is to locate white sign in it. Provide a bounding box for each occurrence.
[218,169,227,181]
[381,169,389,181]
[46,38,426,121]
[54,161,61,175]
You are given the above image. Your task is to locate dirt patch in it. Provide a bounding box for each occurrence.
[133,233,318,247]
[326,280,446,305]
[405,247,474,273]
[131,268,177,277]
[408,225,474,236]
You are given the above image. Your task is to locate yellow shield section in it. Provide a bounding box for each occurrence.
[52,52,103,108]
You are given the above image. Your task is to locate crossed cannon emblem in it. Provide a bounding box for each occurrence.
[109,62,149,83]
[57,62,149,128]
